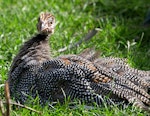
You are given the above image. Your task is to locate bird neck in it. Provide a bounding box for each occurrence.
[20,33,52,64]
[10,33,52,73]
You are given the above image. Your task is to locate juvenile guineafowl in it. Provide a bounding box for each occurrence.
[8,12,150,112]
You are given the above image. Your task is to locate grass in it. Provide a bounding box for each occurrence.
[0,0,150,115]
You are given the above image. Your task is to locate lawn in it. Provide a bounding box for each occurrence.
[0,0,150,115]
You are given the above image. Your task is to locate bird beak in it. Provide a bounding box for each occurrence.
[40,22,55,34]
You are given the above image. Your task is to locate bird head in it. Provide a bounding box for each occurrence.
[37,12,55,35]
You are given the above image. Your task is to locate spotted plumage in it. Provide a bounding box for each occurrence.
[7,12,150,112]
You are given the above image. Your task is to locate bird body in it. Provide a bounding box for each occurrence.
[7,12,150,111]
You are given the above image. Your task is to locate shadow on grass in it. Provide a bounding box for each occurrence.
[83,0,150,70]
